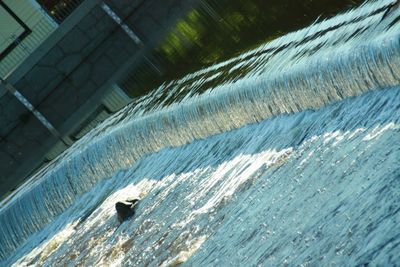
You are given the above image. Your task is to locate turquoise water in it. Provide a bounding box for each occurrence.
[0,0,399,265]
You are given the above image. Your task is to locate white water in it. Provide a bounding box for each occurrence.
[0,0,399,265]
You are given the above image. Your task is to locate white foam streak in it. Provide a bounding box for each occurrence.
[0,0,399,261]
[8,85,400,266]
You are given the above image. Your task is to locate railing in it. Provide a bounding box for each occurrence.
[0,0,57,78]
[36,0,84,23]
[0,0,85,78]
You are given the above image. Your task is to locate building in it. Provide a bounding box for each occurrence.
[0,0,57,77]
[0,0,200,199]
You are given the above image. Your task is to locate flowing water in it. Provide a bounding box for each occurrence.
[0,0,399,266]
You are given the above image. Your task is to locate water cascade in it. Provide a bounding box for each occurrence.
[0,0,399,265]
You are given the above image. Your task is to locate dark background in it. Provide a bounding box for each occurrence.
[37,0,365,97]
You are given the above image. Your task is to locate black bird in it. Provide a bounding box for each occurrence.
[115,199,140,223]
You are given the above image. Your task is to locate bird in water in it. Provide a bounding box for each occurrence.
[115,198,140,223]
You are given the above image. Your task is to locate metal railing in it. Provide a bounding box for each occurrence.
[36,0,84,23]
[0,0,57,78]
[0,0,85,78]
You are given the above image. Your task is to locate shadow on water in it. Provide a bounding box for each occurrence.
[118,0,366,98]
[6,85,399,265]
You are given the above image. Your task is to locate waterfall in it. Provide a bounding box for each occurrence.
[0,0,399,263]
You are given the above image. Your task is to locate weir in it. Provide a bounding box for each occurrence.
[0,0,399,264]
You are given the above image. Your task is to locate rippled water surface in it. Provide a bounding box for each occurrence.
[8,86,400,266]
[0,0,399,266]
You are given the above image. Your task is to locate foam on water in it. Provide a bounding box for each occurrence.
[0,0,399,265]
[7,85,400,266]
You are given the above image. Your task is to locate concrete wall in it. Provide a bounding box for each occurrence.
[0,0,201,199]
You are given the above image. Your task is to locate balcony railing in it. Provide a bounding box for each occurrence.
[0,0,57,78]
[36,0,84,23]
